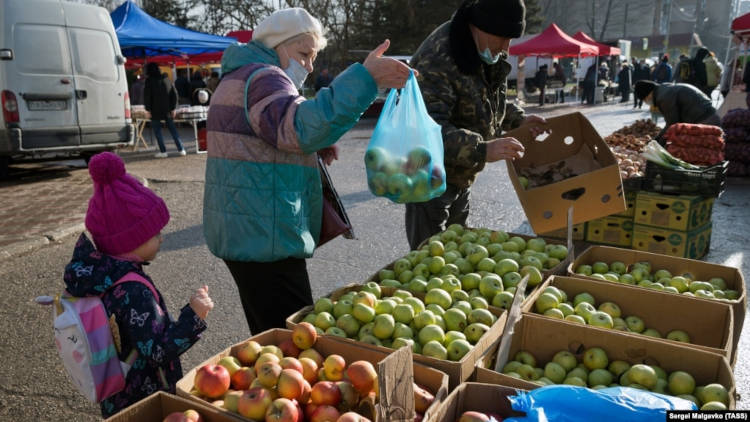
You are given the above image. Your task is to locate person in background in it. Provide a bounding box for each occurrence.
[203,8,413,333]
[534,64,548,105]
[583,63,597,104]
[174,69,191,105]
[314,68,333,92]
[403,0,546,250]
[64,152,213,418]
[652,54,673,83]
[190,71,207,105]
[130,74,145,105]
[691,47,710,96]
[634,80,721,128]
[143,63,186,158]
[617,63,631,103]
[632,59,650,108]
[553,61,566,103]
[703,50,723,98]
[206,71,221,93]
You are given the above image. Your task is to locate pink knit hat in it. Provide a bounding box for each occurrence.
[85,152,170,255]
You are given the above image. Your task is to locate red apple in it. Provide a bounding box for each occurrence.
[277,368,307,400]
[306,403,320,420]
[310,404,341,422]
[280,339,302,358]
[300,379,312,403]
[255,353,282,372]
[238,387,273,420]
[415,413,423,422]
[323,355,346,381]
[257,361,283,388]
[299,348,324,368]
[194,364,231,399]
[413,383,435,413]
[231,366,256,390]
[223,390,243,413]
[300,357,319,384]
[337,412,371,422]
[459,411,490,422]
[311,381,342,406]
[293,322,318,350]
[266,398,299,422]
[163,409,203,422]
[336,381,359,412]
[293,399,305,422]
[345,361,377,396]
[236,340,263,365]
[280,357,304,374]
[487,413,504,422]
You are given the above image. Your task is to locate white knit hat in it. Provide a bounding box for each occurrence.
[253,8,326,49]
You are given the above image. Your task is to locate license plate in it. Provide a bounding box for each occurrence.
[27,100,66,111]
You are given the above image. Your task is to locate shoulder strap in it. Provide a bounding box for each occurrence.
[108,272,160,301]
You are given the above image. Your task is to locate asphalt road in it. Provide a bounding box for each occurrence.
[1,103,748,420]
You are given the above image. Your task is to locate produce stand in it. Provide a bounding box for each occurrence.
[105,391,239,422]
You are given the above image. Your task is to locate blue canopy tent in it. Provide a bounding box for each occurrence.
[111,0,237,57]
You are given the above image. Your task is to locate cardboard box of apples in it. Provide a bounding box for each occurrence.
[105,391,239,422]
[286,282,505,390]
[432,382,524,422]
[474,314,736,410]
[176,327,448,422]
[568,245,746,364]
[522,275,733,360]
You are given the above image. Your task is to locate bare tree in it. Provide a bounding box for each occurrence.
[598,0,614,40]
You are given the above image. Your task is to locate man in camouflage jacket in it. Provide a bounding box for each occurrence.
[406,0,545,249]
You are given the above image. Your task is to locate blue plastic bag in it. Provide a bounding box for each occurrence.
[504,385,697,422]
[364,72,446,203]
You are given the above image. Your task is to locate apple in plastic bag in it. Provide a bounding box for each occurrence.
[365,147,389,171]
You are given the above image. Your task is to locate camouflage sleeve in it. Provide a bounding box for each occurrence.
[419,69,487,169]
[502,100,526,132]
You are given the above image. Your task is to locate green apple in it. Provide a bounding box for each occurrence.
[451,289,470,303]
[489,291,512,309]
[501,240,520,253]
[359,334,382,347]
[574,302,596,321]
[441,264,461,278]
[452,300,473,315]
[548,244,569,260]
[502,272,522,289]
[418,324,445,346]
[667,276,689,293]
[563,376,587,387]
[468,308,495,326]
[479,275,504,299]
[379,269,396,281]
[721,290,739,299]
[666,330,691,343]
[332,299,353,318]
[502,361,523,374]
[392,322,414,340]
[392,337,419,353]
[552,350,577,371]
[625,316,645,333]
[535,293,560,313]
[407,278,428,293]
[602,273,619,282]
[619,274,635,284]
[677,394,700,406]
[543,362,566,384]
[326,326,347,337]
[701,402,727,410]
[663,286,680,294]
[651,365,667,381]
[568,366,589,381]
[443,250,460,264]
[426,304,445,317]
[610,261,627,275]
[689,281,713,293]
[520,256,543,271]
[628,364,657,389]
[653,378,669,394]
[336,314,361,337]
[446,339,472,361]
[608,360,630,378]
[695,290,716,299]
[315,311,336,330]
[630,267,646,282]
[507,236,526,250]
[398,270,414,284]
[428,256,446,275]
[526,237,546,252]
[421,340,448,360]
[588,311,614,328]
[351,303,375,324]
[543,286,565,302]
[653,269,672,281]
[612,317,628,331]
[487,243,503,256]
[465,245,488,266]
[591,262,609,274]
[443,308,468,332]
[564,314,586,324]
[516,364,538,381]
[302,312,318,325]
[709,277,727,291]
[380,279,402,288]
[469,296,489,310]
[314,297,334,314]
[668,371,696,395]
[514,350,537,367]
[590,273,608,281]
[521,266,544,288]
[556,302,575,317]
[444,330,467,345]
[475,257,495,273]
[425,288,452,310]
[582,347,608,370]
[361,282,382,299]
[464,323,490,344]
[411,263,430,279]
[413,310,437,330]
[588,368,613,387]
[543,308,565,319]
[393,289,412,300]
[697,384,729,406]
[576,265,593,276]
[428,240,445,257]
[494,259,520,276]
[404,297,425,314]
[642,328,662,338]
[598,302,621,319]
[375,299,396,315]
[372,313,396,339]
[424,277,444,293]
[358,322,375,339]
[460,273,482,290]
[393,258,412,276]
[573,292,596,307]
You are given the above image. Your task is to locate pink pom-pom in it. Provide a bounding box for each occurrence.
[88,152,126,185]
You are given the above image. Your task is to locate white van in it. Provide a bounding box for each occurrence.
[0,0,133,177]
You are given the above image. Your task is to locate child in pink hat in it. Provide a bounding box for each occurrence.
[63,152,213,417]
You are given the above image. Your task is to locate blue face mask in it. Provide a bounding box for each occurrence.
[284,58,309,89]
[479,47,502,65]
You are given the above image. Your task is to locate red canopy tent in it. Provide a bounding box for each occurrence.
[126,30,253,68]
[731,12,750,38]
[572,31,621,56]
[509,23,599,57]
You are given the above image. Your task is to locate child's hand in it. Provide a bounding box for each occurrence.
[190,285,214,320]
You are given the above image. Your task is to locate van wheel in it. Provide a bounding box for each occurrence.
[0,156,9,180]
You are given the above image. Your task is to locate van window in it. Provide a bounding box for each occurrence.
[69,28,118,82]
[14,24,71,75]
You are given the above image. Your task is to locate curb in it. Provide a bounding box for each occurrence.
[0,175,150,260]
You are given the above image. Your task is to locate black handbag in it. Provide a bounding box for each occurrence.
[317,156,354,247]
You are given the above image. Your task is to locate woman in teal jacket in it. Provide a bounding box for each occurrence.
[203,7,413,333]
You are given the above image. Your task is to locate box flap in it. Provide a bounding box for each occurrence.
[377,346,415,422]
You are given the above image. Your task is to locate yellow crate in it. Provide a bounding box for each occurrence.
[585,216,634,247]
[539,223,586,241]
[634,191,714,231]
[631,222,712,259]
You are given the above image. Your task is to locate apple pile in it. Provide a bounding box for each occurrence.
[573,261,738,302]
[303,286,495,361]
[365,146,444,203]
[533,285,693,342]
[457,412,504,422]
[375,225,568,310]
[190,322,435,422]
[163,409,203,422]
[499,348,731,410]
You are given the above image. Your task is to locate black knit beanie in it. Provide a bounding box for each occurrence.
[634,80,657,100]
[470,0,526,38]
